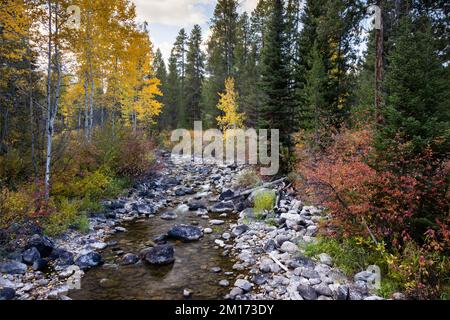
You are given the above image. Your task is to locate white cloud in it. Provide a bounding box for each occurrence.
[133,0,214,26]
[153,40,173,65]
[239,0,258,13]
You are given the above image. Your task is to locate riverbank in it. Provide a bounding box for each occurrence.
[1,151,383,300]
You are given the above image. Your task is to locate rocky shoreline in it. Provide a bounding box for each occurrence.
[1,150,383,300]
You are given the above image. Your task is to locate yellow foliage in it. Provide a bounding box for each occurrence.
[216,77,245,131]
[0,188,34,228]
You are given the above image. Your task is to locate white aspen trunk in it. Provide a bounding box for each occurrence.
[44,0,53,199]
[44,0,62,200]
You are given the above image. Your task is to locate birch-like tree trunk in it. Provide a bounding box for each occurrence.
[44,0,62,200]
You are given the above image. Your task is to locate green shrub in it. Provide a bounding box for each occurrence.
[254,190,276,215]
[302,237,389,276]
[76,214,90,234]
[43,198,81,236]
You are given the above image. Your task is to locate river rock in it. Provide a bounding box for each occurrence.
[231,225,249,237]
[133,203,154,215]
[261,239,276,253]
[318,253,333,266]
[219,189,234,201]
[222,233,231,240]
[53,249,74,266]
[354,270,375,282]
[210,220,225,226]
[203,228,213,234]
[26,234,54,257]
[22,247,41,265]
[229,287,244,299]
[168,225,203,242]
[234,279,253,292]
[314,283,333,297]
[0,287,15,300]
[0,260,27,275]
[211,267,222,273]
[297,284,318,300]
[210,201,234,214]
[219,280,230,287]
[75,251,103,270]
[280,241,299,254]
[122,253,139,265]
[161,211,178,220]
[144,245,175,265]
[32,258,48,271]
[188,200,206,211]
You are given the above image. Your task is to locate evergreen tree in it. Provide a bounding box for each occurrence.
[163,48,181,129]
[202,0,239,127]
[377,15,450,161]
[185,25,205,128]
[234,12,259,127]
[173,29,188,127]
[258,0,295,172]
[153,48,168,130]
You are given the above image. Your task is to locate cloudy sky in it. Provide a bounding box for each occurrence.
[133,0,258,62]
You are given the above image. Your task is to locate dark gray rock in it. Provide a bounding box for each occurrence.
[297,284,318,300]
[252,274,268,285]
[32,258,48,271]
[75,252,103,270]
[263,239,277,252]
[234,279,253,292]
[287,256,316,269]
[26,234,54,257]
[0,260,27,274]
[188,200,207,211]
[133,203,155,215]
[335,285,349,300]
[0,287,15,300]
[51,249,74,266]
[122,253,139,265]
[162,177,180,188]
[231,225,249,237]
[219,189,234,201]
[354,270,375,283]
[168,225,203,242]
[300,268,320,279]
[175,189,186,196]
[104,200,125,210]
[153,234,168,244]
[211,201,234,213]
[314,283,333,297]
[22,247,41,265]
[144,245,175,265]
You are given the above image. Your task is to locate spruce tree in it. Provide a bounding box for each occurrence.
[153,48,168,130]
[185,25,205,128]
[202,0,239,127]
[259,0,295,172]
[377,15,450,161]
[163,48,181,129]
[173,29,188,127]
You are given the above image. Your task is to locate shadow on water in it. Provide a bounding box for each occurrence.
[69,206,237,300]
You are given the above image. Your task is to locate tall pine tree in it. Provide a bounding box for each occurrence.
[259,0,295,172]
[185,25,205,128]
